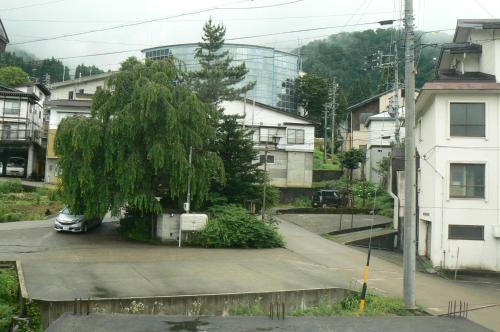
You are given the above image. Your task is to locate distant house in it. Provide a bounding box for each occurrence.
[364,109,405,184]
[344,89,404,151]
[0,83,50,178]
[0,18,9,53]
[45,73,112,183]
[222,99,316,188]
[415,19,500,271]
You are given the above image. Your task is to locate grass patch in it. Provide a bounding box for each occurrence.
[0,268,19,332]
[314,149,341,171]
[289,293,417,317]
[0,181,63,222]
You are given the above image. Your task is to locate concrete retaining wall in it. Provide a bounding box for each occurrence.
[312,170,343,182]
[35,287,349,328]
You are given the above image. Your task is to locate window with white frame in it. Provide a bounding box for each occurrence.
[450,163,485,198]
[259,154,275,164]
[4,100,21,115]
[450,103,485,137]
[259,127,284,143]
[287,128,304,144]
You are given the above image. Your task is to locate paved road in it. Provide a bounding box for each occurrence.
[277,214,391,234]
[0,219,340,300]
[46,314,492,332]
[276,217,500,332]
[1,216,499,331]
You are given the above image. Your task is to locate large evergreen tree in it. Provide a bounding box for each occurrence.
[55,57,224,218]
[75,64,105,78]
[191,18,254,105]
[211,115,265,205]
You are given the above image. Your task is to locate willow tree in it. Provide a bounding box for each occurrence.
[55,57,224,218]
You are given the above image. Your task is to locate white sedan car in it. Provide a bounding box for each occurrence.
[54,208,102,233]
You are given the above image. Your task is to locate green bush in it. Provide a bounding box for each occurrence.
[119,215,156,243]
[0,180,24,194]
[190,205,284,248]
[0,268,19,332]
[291,196,311,207]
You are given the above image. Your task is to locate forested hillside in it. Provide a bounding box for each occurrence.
[0,50,105,84]
[299,28,451,105]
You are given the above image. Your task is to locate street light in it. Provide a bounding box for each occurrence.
[262,135,281,221]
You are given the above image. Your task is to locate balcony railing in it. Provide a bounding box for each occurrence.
[0,129,45,142]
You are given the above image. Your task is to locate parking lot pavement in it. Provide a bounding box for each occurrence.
[46,314,493,332]
[277,213,391,235]
[0,220,343,301]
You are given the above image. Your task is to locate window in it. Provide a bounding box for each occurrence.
[68,91,74,100]
[4,101,20,115]
[259,127,284,143]
[79,89,84,94]
[450,163,485,198]
[450,103,485,137]
[260,154,275,164]
[287,129,304,144]
[448,225,484,240]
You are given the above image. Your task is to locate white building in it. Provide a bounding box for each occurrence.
[364,109,405,184]
[222,99,315,188]
[0,83,50,178]
[415,19,500,271]
[45,73,112,183]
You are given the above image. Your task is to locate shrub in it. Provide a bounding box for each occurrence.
[119,214,156,243]
[0,180,24,194]
[0,268,19,332]
[190,205,284,248]
[292,196,311,207]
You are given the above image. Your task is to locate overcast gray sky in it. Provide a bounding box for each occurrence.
[2,0,499,73]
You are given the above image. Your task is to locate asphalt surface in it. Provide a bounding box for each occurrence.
[277,213,391,234]
[0,219,341,300]
[1,215,499,331]
[45,314,493,332]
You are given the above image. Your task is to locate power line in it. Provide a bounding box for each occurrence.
[226,19,400,41]
[9,0,303,46]
[2,11,396,24]
[0,0,68,12]
[51,19,399,60]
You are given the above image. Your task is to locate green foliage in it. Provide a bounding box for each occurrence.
[300,28,449,104]
[55,57,224,218]
[337,149,366,171]
[0,268,19,332]
[75,64,105,78]
[289,293,411,317]
[0,52,83,83]
[0,66,29,86]
[0,185,63,222]
[291,196,311,207]
[0,179,24,193]
[210,115,266,207]
[296,73,330,124]
[229,298,264,316]
[119,215,157,244]
[313,149,341,170]
[190,18,255,105]
[376,155,391,188]
[189,205,284,248]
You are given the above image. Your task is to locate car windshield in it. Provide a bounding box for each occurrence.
[7,158,24,167]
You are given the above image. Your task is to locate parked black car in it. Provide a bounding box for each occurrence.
[311,189,348,208]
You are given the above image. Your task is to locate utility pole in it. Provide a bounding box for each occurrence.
[323,109,328,163]
[330,78,338,156]
[262,143,269,221]
[403,0,416,309]
[393,42,401,147]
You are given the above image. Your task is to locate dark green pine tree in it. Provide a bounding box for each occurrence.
[191,18,255,105]
[211,115,265,206]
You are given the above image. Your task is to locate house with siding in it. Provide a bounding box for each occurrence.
[222,100,315,188]
[415,19,500,271]
[0,83,50,178]
[45,73,112,183]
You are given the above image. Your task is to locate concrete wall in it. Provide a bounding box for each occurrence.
[312,170,343,182]
[35,287,349,329]
[416,92,500,271]
[50,77,108,100]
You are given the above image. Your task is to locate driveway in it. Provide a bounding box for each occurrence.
[277,213,391,234]
[277,217,500,332]
[0,219,341,300]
